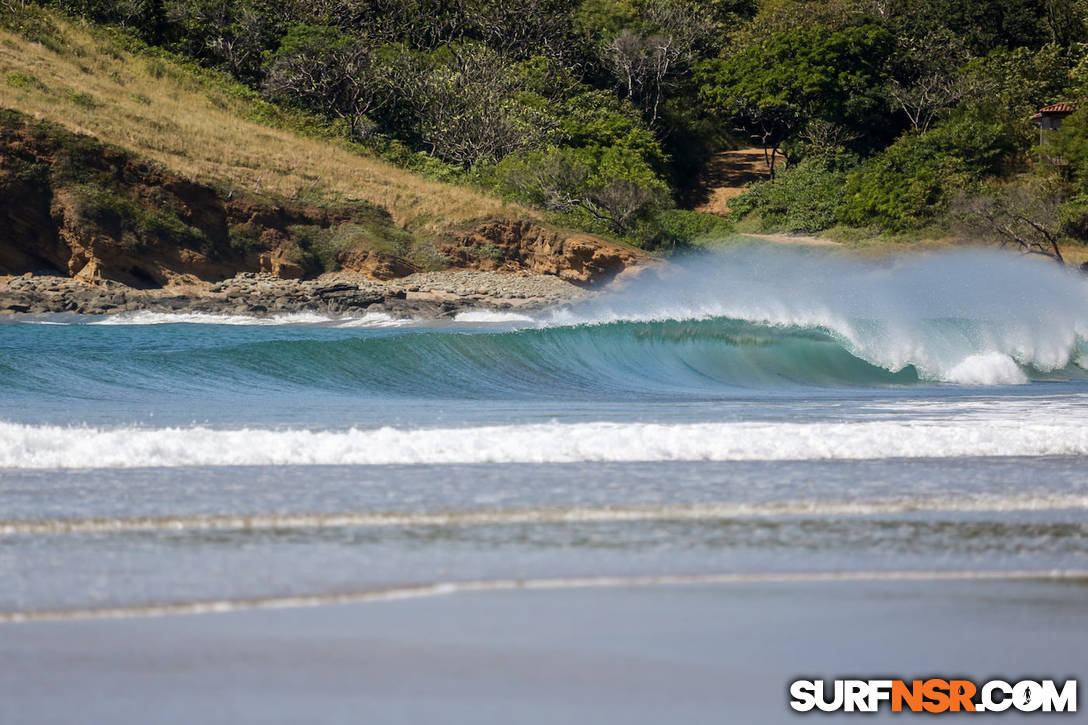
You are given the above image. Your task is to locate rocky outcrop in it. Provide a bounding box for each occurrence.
[0,111,405,286]
[337,247,420,280]
[0,111,649,300]
[0,269,590,317]
[441,219,648,287]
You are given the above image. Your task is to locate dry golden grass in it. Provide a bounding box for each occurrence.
[1060,245,1088,266]
[0,17,533,232]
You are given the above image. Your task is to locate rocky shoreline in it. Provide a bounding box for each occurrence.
[0,111,648,321]
[0,269,594,319]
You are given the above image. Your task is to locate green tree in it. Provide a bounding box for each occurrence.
[597,0,712,127]
[730,156,849,232]
[49,0,167,41]
[839,113,1018,231]
[163,0,297,80]
[557,89,667,170]
[464,0,580,61]
[697,22,895,176]
[262,24,390,140]
[967,43,1075,121]
[885,0,1053,55]
[496,145,670,235]
[398,45,560,165]
[884,30,976,132]
[1050,108,1088,241]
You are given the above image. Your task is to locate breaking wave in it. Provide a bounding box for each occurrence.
[2,247,1087,396]
[537,246,1088,386]
[3,417,1088,468]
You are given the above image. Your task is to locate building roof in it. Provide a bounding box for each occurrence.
[1039,102,1077,113]
[1031,101,1078,120]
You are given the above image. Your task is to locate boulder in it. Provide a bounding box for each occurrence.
[338,247,420,280]
[440,219,647,287]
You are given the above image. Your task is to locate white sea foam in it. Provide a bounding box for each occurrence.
[943,352,1030,385]
[330,312,410,328]
[83,310,409,327]
[2,418,1088,469]
[89,310,336,326]
[549,247,1088,384]
[453,309,537,323]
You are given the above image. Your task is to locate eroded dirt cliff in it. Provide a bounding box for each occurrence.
[441,220,646,287]
[0,111,647,293]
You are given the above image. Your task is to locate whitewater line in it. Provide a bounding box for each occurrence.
[5,418,1088,468]
[4,494,1088,536]
[2,569,1084,624]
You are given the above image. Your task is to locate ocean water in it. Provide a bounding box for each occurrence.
[1,246,1087,721]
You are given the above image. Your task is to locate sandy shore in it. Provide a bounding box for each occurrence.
[743,232,844,247]
[1,577,1083,724]
[0,270,593,318]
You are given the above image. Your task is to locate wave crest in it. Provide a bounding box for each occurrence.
[545,247,1088,385]
[4,248,1088,393]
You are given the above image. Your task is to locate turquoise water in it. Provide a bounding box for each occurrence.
[1,246,1087,616]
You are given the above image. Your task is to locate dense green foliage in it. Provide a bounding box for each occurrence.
[14,0,1088,255]
[839,114,1022,231]
[697,22,895,171]
[730,157,848,233]
[714,1,1088,251]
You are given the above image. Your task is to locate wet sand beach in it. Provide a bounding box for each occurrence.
[2,577,1085,724]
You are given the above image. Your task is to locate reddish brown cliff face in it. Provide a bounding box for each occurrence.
[1,112,646,289]
[441,220,646,287]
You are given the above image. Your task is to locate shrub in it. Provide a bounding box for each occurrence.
[840,142,967,232]
[1059,193,1088,243]
[288,218,417,274]
[1,2,68,54]
[1052,110,1088,242]
[70,182,206,250]
[652,208,732,246]
[1053,109,1088,185]
[67,90,100,108]
[227,222,263,255]
[837,113,1016,232]
[71,182,139,228]
[5,72,44,90]
[730,157,848,233]
[285,224,334,273]
[139,205,206,248]
[951,179,1070,261]
[0,158,50,191]
[495,145,670,239]
[305,223,362,273]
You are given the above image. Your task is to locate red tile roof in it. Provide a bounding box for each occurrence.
[1037,102,1077,114]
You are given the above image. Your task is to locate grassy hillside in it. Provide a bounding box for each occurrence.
[0,14,528,235]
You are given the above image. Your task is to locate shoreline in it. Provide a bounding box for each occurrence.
[5,241,1084,320]
[2,568,1083,624]
[0,269,593,319]
[2,578,1084,724]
